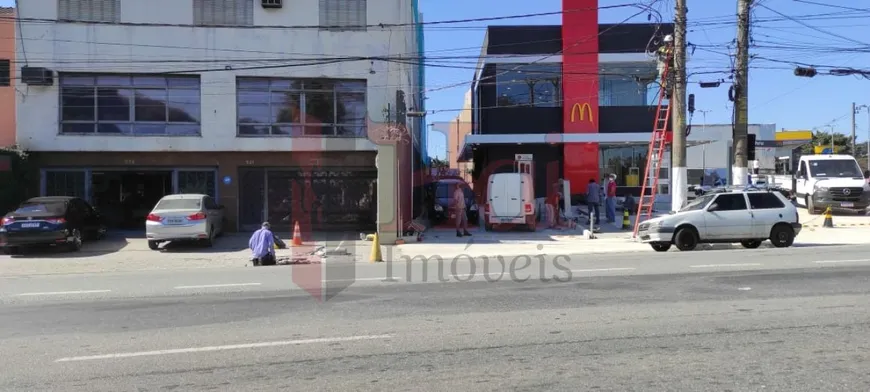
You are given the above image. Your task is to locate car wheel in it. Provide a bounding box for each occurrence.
[807,197,818,215]
[202,227,214,248]
[769,224,795,248]
[68,229,83,252]
[148,240,160,250]
[650,242,671,252]
[740,239,762,249]
[673,227,699,251]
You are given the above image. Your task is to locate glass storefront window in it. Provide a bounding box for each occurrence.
[495,64,561,108]
[599,64,657,107]
[600,146,649,187]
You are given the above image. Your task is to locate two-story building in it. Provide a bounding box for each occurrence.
[15,0,425,240]
[459,0,674,200]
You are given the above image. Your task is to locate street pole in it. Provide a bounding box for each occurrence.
[852,102,857,155]
[671,0,688,210]
[733,0,751,185]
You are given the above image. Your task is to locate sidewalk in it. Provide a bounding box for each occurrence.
[394,224,870,261]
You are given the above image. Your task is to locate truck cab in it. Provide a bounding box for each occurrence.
[794,154,870,214]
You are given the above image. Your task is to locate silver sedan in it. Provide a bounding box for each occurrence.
[145,194,224,250]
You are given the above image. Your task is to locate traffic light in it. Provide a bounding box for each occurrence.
[794,67,817,77]
[747,133,756,161]
[688,94,695,113]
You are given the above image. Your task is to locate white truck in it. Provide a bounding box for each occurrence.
[790,154,870,214]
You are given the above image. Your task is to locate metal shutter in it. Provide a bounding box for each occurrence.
[319,0,366,30]
[58,0,119,22]
[194,0,253,26]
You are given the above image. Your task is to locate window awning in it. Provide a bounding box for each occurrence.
[458,133,719,161]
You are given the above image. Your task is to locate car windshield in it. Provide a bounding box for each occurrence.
[14,202,66,215]
[808,159,862,178]
[154,198,202,210]
[680,194,716,212]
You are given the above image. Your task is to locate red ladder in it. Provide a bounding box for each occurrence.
[633,50,673,237]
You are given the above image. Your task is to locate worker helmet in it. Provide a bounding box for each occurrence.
[663,34,673,43]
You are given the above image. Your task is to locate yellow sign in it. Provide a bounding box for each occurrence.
[570,103,594,123]
[813,145,839,154]
[775,130,812,142]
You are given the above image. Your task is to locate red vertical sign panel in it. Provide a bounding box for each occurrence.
[562,0,599,194]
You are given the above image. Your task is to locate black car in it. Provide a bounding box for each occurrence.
[0,197,106,254]
[429,179,479,224]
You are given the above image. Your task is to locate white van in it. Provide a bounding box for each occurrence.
[793,154,870,214]
[484,172,537,231]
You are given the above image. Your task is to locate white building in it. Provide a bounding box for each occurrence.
[14,0,425,237]
[686,123,777,185]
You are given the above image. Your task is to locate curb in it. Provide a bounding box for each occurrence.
[801,223,870,228]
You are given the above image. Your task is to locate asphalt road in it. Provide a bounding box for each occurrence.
[2,245,870,391]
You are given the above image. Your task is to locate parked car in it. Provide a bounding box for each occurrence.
[430,179,479,224]
[145,194,225,250]
[0,196,106,254]
[637,187,801,251]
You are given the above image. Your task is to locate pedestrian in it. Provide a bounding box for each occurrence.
[605,174,617,223]
[454,183,472,237]
[249,221,276,266]
[586,178,601,225]
[547,182,562,228]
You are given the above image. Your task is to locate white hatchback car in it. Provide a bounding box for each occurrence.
[145,194,225,250]
[637,188,801,251]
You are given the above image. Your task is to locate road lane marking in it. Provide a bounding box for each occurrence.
[570,268,636,273]
[738,287,752,291]
[15,290,111,297]
[814,259,870,264]
[174,283,262,289]
[689,263,763,268]
[55,334,393,362]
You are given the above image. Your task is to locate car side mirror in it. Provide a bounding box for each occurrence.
[707,203,718,212]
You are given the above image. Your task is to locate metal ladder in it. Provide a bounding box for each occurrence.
[633,51,673,237]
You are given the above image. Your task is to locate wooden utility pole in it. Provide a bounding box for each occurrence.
[671,0,688,209]
[856,102,858,157]
[733,0,751,185]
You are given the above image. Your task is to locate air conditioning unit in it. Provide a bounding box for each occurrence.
[261,0,281,8]
[21,66,54,86]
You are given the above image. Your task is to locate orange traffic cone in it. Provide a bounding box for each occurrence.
[291,221,303,246]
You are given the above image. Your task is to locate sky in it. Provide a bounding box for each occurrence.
[419,0,870,159]
[4,0,869,160]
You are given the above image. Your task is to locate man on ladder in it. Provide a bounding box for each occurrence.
[656,34,674,94]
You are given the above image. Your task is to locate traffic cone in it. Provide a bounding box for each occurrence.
[369,233,383,263]
[291,221,303,246]
[622,209,630,230]
[823,206,834,228]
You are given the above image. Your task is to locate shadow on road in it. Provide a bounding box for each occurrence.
[4,236,131,259]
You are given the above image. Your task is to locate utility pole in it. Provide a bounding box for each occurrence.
[671,0,688,209]
[733,0,751,185]
[852,102,857,155]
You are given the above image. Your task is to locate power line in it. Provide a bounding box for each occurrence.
[755,3,869,47]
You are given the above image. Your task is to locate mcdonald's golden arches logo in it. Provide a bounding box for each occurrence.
[570,103,594,123]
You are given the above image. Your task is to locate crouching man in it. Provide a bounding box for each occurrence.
[249,221,277,266]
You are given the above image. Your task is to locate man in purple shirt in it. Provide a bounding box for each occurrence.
[249,222,276,266]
